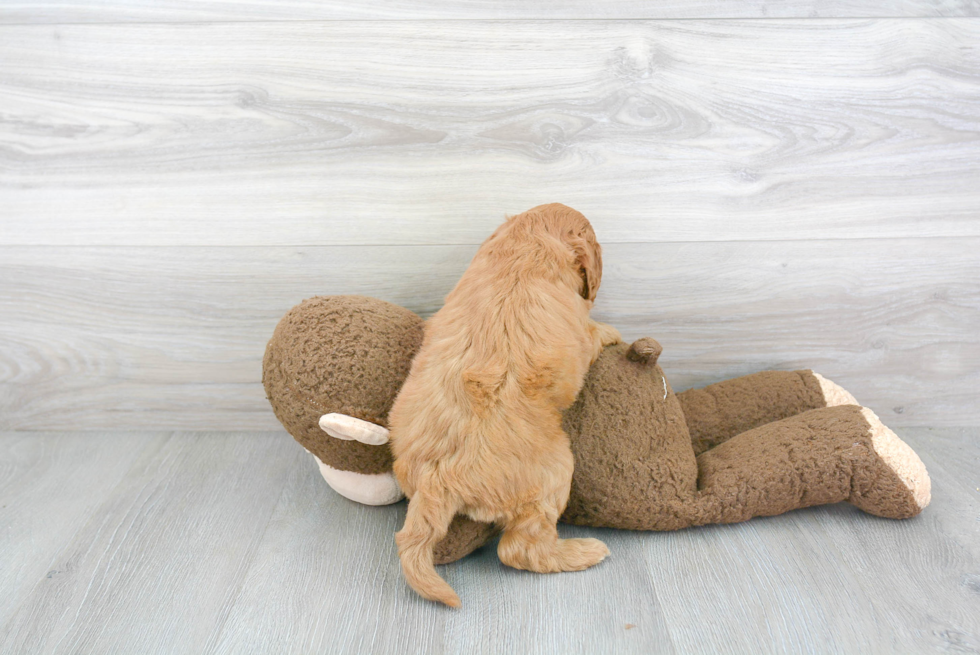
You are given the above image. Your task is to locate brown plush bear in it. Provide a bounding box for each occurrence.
[263,295,931,564]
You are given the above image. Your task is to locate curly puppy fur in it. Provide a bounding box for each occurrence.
[389,203,622,607]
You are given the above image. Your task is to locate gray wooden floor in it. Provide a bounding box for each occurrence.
[0,428,977,654]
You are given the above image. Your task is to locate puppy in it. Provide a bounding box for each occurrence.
[388,203,622,607]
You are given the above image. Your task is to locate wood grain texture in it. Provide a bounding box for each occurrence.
[0,0,977,23]
[0,432,156,626]
[0,432,301,654]
[647,457,980,653]
[1,20,978,246]
[210,451,675,654]
[0,429,976,653]
[2,238,976,430]
[667,425,980,653]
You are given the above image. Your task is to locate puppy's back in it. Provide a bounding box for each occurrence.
[389,204,605,606]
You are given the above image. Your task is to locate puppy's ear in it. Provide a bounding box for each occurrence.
[568,231,602,302]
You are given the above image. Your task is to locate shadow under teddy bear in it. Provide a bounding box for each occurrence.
[263,295,931,564]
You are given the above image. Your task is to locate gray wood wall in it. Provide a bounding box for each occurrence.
[1,3,978,430]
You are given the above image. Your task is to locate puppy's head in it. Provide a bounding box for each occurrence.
[522,203,603,302]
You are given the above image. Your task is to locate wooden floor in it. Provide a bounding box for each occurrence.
[0,428,977,654]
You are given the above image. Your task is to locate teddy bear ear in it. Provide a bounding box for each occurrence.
[627,337,663,366]
[318,413,391,446]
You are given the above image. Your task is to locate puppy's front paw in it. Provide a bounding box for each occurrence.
[592,321,623,347]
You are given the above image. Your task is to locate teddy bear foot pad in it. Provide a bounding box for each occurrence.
[848,407,931,519]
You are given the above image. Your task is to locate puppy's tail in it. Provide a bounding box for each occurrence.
[396,483,461,608]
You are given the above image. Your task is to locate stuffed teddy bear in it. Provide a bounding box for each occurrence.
[263,295,931,564]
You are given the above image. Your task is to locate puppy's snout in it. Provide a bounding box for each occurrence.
[627,338,662,366]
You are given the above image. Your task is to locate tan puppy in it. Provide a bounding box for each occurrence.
[389,203,622,607]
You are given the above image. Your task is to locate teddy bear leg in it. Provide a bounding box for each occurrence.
[845,407,931,518]
[677,370,858,456]
[432,515,501,565]
[689,405,930,526]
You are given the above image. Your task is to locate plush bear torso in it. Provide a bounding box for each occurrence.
[562,343,698,530]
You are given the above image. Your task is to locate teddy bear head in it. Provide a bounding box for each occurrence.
[262,295,424,476]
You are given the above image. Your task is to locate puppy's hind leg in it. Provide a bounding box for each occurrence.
[497,505,610,573]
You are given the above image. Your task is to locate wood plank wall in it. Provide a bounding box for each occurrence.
[1,4,978,429]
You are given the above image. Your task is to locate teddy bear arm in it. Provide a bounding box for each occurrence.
[677,369,857,456]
